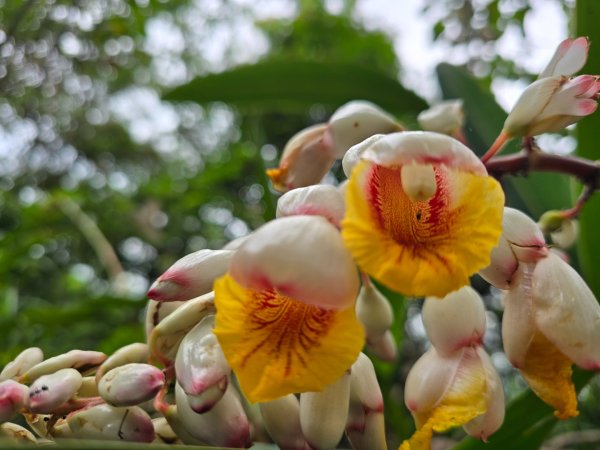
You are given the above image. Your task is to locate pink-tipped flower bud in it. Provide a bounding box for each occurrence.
[174,382,250,448]
[0,380,28,422]
[28,368,82,414]
[423,286,486,355]
[175,315,230,413]
[0,348,44,382]
[98,363,164,407]
[366,330,398,362]
[0,422,37,444]
[417,99,464,135]
[67,404,155,442]
[539,37,589,79]
[20,350,106,384]
[327,100,403,158]
[276,185,345,228]
[147,249,233,302]
[260,394,309,450]
[300,373,351,450]
[267,123,335,192]
[95,343,149,383]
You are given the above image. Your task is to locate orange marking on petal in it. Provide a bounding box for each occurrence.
[266,165,289,191]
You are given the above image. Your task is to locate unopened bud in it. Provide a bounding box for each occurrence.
[478,236,518,290]
[423,286,486,355]
[300,373,351,450]
[417,99,464,135]
[260,394,308,450]
[175,382,250,448]
[148,250,232,302]
[366,330,398,362]
[0,348,43,382]
[400,163,437,202]
[67,404,155,442]
[356,280,394,337]
[537,210,567,233]
[0,380,28,422]
[502,207,547,263]
[20,350,106,384]
[328,101,403,158]
[99,363,164,407]
[96,343,150,383]
[550,219,578,249]
[347,411,387,450]
[152,417,182,445]
[28,368,83,413]
[78,376,99,397]
[145,300,184,341]
[0,422,37,444]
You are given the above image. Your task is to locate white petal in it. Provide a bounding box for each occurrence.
[356,280,394,336]
[531,252,600,370]
[260,394,308,450]
[346,410,387,450]
[68,404,155,442]
[478,236,518,289]
[342,134,386,177]
[539,37,589,78]
[501,263,536,368]
[503,77,562,137]
[300,373,351,450]
[361,131,486,175]
[366,330,398,362]
[423,286,486,355]
[502,208,548,263]
[148,250,233,302]
[276,184,345,227]
[96,343,149,383]
[175,315,230,409]
[349,353,383,412]
[20,350,106,383]
[328,100,401,158]
[230,216,359,310]
[417,99,464,135]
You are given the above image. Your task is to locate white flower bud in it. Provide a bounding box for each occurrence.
[28,368,83,414]
[300,373,351,450]
[366,330,398,362]
[478,236,517,289]
[423,286,486,355]
[78,376,99,398]
[356,280,394,337]
[550,219,578,249]
[67,404,155,442]
[145,300,184,340]
[260,394,308,450]
[148,249,233,302]
[175,315,230,413]
[347,411,387,450]
[0,422,37,444]
[174,382,250,447]
[0,348,43,382]
[328,100,402,158]
[417,99,464,135]
[0,380,28,422]
[20,350,106,384]
[96,343,149,383]
[400,163,437,202]
[276,185,345,228]
[539,37,589,78]
[152,417,182,445]
[347,354,384,432]
[99,363,164,407]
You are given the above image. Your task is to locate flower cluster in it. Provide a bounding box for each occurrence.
[2,36,600,450]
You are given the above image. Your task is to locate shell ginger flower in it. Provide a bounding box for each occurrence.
[213,215,364,403]
[342,131,504,298]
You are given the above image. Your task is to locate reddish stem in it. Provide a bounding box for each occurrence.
[481,131,510,163]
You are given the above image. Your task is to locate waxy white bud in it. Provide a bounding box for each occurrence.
[550,219,578,249]
[300,373,351,450]
[0,348,43,381]
[148,249,233,302]
[145,300,184,341]
[347,410,387,450]
[175,382,250,448]
[175,315,230,412]
[502,208,547,262]
[328,100,402,158]
[356,280,394,337]
[0,380,28,422]
[0,422,37,444]
[78,376,99,397]
[423,286,486,355]
[96,343,149,383]
[67,404,155,442]
[539,37,589,79]
[28,368,83,414]
[99,363,164,407]
[367,330,398,362]
[276,185,345,228]
[417,99,464,135]
[260,394,309,450]
[20,350,106,384]
[152,417,182,445]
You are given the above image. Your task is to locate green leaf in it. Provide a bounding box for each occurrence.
[436,63,572,218]
[575,0,600,296]
[164,58,427,117]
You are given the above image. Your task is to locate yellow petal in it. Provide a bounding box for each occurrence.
[401,348,488,450]
[342,160,504,297]
[213,274,364,403]
[520,331,578,419]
